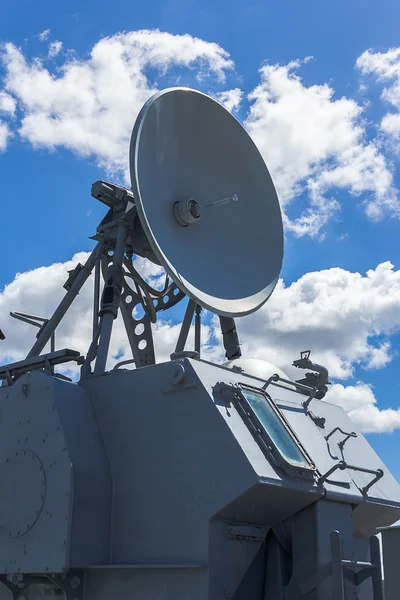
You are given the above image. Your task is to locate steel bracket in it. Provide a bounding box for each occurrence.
[46,570,85,600]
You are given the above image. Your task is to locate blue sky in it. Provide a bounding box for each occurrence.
[2,0,400,479]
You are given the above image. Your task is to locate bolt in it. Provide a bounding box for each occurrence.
[70,575,80,589]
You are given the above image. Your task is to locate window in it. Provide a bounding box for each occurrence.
[237,385,314,476]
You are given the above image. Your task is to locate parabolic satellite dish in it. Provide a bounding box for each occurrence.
[130,87,283,317]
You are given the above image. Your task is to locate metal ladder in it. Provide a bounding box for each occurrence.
[298,530,383,599]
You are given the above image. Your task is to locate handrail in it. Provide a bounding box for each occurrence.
[318,460,384,495]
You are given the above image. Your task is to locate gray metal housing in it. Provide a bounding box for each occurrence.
[0,358,398,599]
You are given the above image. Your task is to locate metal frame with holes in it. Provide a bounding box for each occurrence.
[234,384,316,480]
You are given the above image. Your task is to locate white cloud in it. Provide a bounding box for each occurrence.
[38,29,51,42]
[0,252,221,372]
[0,91,16,115]
[0,30,233,180]
[0,121,10,150]
[213,87,243,112]
[329,382,400,434]
[244,59,398,236]
[2,254,400,433]
[357,48,400,147]
[0,33,399,237]
[236,261,400,381]
[48,40,62,59]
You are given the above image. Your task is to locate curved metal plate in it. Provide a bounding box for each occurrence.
[130,88,283,317]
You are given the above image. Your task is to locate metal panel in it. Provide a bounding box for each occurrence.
[0,371,111,573]
[380,526,400,600]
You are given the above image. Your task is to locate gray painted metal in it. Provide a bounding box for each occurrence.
[26,243,102,358]
[129,87,284,317]
[379,526,400,600]
[0,358,399,599]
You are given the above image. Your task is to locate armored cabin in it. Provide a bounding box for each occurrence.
[0,356,399,599]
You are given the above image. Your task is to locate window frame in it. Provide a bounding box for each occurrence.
[234,383,316,479]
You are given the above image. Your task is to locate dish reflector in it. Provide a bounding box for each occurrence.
[130,87,283,317]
